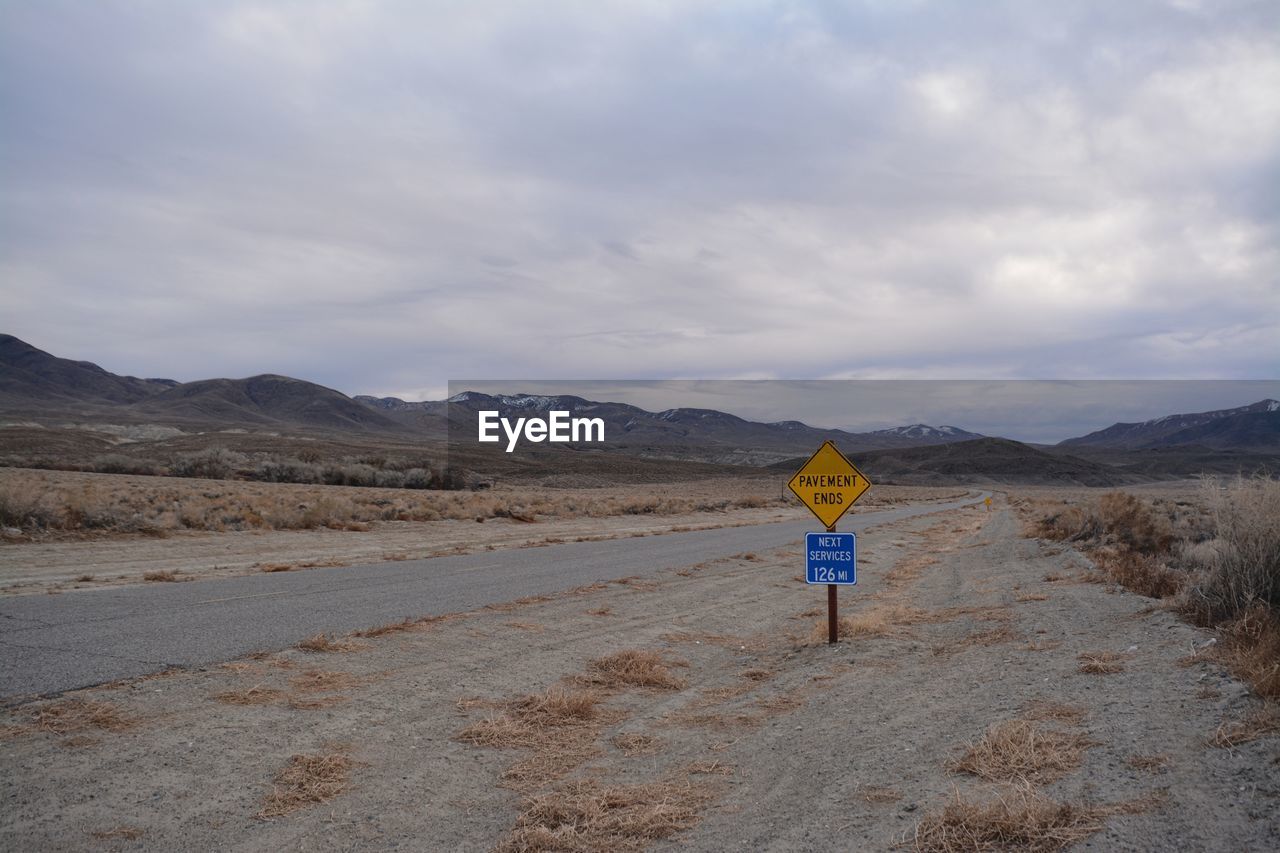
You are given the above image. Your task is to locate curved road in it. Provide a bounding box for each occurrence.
[0,494,983,699]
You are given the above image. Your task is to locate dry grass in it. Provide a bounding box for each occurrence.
[286,694,350,711]
[613,732,662,756]
[754,694,805,714]
[1016,593,1050,602]
[1077,651,1125,674]
[1182,476,1280,624]
[908,783,1159,853]
[858,784,903,804]
[662,708,764,731]
[948,720,1096,784]
[587,606,613,617]
[288,669,362,693]
[1126,753,1170,773]
[1021,701,1087,726]
[1090,548,1184,599]
[295,633,366,653]
[582,650,688,691]
[686,759,734,776]
[213,685,288,706]
[740,668,775,682]
[457,687,609,751]
[141,569,180,582]
[952,624,1023,650]
[1203,605,1280,699]
[88,826,145,841]
[1209,703,1280,748]
[497,778,711,852]
[1037,480,1279,700]
[23,698,136,735]
[457,686,622,790]
[0,467,955,540]
[256,746,356,818]
[818,602,1010,646]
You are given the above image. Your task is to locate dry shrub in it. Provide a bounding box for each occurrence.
[948,720,1095,784]
[1077,651,1125,674]
[1091,548,1184,599]
[587,607,612,617]
[27,699,135,735]
[1034,505,1099,543]
[1210,605,1280,698]
[909,783,1159,853]
[583,650,688,691]
[1182,477,1280,623]
[1176,477,1280,698]
[1096,492,1172,555]
[613,732,662,756]
[295,633,365,653]
[256,747,356,818]
[142,569,180,582]
[259,563,293,573]
[498,778,710,852]
[1209,703,1280,748]
[213,685,287,706]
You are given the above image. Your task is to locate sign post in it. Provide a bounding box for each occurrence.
[788,441,873,644]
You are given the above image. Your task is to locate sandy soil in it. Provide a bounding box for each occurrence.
[1,497,1276,851]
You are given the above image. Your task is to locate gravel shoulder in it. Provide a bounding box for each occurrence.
[1,498,1276,851]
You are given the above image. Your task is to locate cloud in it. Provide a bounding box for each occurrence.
[1,1,1276,396]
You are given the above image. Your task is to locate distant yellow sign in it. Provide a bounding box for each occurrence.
[787,440,872,529]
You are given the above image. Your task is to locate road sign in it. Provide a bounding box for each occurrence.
[806,532,856,585]
[787,440,872,528]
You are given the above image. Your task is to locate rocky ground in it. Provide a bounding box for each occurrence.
[1,497,1276,851]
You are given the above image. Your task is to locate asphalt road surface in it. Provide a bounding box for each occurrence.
[0,494,983,699]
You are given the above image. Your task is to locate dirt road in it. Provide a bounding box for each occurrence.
[2,500,1276,851]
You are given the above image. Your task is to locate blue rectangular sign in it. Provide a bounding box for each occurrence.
[806,532,857,585]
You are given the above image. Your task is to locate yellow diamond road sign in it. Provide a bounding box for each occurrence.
[787,440,872,529]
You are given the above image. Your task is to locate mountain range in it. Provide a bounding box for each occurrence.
[1060,399,1280,451]
[2,334,1277,485]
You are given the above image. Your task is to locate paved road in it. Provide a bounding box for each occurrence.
[0,494,983,699]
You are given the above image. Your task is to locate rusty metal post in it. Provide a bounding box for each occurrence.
[827,522,838,644]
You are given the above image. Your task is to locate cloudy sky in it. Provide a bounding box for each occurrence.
[3,1,1277,402]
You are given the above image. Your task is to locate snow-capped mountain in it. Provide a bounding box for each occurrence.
[1059,400,1280,450]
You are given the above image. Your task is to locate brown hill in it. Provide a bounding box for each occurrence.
[771,438,1140,487]
[0,334,174,406]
